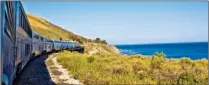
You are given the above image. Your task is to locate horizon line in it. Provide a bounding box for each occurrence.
[114,41,208,45]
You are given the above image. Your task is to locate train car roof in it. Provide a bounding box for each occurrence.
[32,31,40,35]
[62,40,75,43]
[52,39,62,42]
[32,31,45,38]
[44,37,52,41]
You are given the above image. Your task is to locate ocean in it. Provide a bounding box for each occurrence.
[115,42,208,60]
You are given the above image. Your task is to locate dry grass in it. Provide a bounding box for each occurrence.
[56,51,208,84]
[27,14,88,44]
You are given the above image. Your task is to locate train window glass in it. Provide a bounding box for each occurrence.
[21,15,24,29]
[41,37,44,41]
[4,13,15,43]
[19,8,32,38]
[25,44,30,56]
[20,10,22,26]
[18,12,21,26]
[25,44,27,56]
[28,44,30,55]
[33,34,39,39]
[16,2,19,26]
[5,2,16,41]
[6,2,14,26]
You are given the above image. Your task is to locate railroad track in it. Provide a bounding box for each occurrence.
[13,54,56,85]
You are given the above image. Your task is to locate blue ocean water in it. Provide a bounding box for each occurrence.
[115,42,208,60]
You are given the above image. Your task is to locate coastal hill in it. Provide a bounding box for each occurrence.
[27,14,120,55]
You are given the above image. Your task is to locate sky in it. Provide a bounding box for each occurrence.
[22,2,208,45]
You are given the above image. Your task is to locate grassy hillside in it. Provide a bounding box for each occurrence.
[27,14,120,55]
[27,14,88,43]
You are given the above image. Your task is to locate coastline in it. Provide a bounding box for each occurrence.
[115,41,208,46]
[119,51,208,60]
[115,42,208,60]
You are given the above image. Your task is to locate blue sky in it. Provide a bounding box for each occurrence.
[23,2,208,44]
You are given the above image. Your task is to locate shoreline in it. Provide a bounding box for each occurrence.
[115,41,208,46]
[115,42,208,60]
[119,51,208,60]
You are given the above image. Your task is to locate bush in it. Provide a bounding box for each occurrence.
[101,40,107,44]
[177,72,199,84]
[95,38,101,43]
[87,56,95,63]
[180,57,193,70]
[154,51,166,58]
[180,57,192,64]
[151,56,165,69]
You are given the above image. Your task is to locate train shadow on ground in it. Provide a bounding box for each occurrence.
[13,53,56,85]
[13,48,84,85]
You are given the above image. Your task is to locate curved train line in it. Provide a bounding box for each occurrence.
[1,1,83,85]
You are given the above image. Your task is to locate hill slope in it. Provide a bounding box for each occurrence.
[27,14,120,55]
[27,14,87,43]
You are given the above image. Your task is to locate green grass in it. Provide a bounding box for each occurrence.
[56,51,208,84]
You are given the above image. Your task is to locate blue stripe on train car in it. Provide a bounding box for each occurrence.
[1,1,8,85]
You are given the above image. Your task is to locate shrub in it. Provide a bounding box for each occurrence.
[179,57,193,70]
[180,57,192,64]
[87,56,95,63]
[95,38,101,43]
[101,40,107,44]
[177,72,199,84]
[154,51,166,58]
[110,65,126,74]
[150,56,165,69]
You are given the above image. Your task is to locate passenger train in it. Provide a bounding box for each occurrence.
[0,1,82,85]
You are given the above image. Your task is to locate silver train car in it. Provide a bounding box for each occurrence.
[69,41,81,49]
[44,37,53,53]
[52,39,62,51]
[60,41,81,51]
[32,32,44,58]
[1,1,83,85]
[1,1,32,85]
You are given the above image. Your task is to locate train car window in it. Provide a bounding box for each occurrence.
[33,34,39,39]
[25,44,30,56]
[20,10,22,27]
[19,7,22,26]
[6,1,15,26]
[39,46,41,51]
[28,44,30,55]
[25,44,27,56]
[41,37,43,41]
[4,13,15,43]
[19,7,32,38]
[5,1,16,43]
